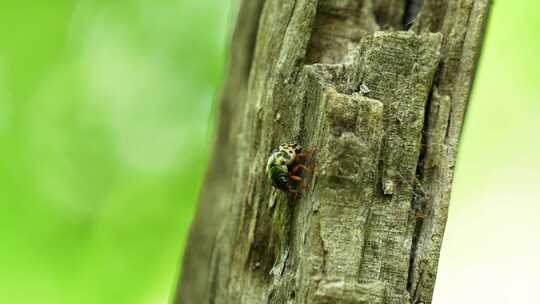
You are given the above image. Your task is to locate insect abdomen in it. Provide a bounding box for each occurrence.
[269,166,289,191]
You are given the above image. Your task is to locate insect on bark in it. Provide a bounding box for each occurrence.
[265,143,315,200]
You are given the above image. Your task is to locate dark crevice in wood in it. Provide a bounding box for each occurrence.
[406,216,424,292]
[306,0,378,64]
[403,0,423,29]
[372,0,406,30]
[411,268,424,303]
[405,52,444,300]
[318,219,328,275]
[444,102,453,145]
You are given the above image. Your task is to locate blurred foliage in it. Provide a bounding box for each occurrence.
[0,1,231,303]
[0,0,538,303]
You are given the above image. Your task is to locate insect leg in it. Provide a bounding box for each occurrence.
[289,175,305,188]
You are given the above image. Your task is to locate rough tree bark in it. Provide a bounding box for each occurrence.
[175,0,490,303]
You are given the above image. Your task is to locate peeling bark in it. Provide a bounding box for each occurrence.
[175,0,490,303]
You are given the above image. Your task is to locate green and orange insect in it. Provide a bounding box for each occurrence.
[265,142,315,198]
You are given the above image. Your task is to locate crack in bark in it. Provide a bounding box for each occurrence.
[411,268,424,303]
[318,219,327,276]
[404,0,423,28]
[406,216,424,292]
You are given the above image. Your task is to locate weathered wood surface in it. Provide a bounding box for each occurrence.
[175,0,490,303]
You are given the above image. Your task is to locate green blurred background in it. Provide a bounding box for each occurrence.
[0,1,232,303]
[0,1,537,303]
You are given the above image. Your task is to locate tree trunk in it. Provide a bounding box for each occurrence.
[175,0,490,303]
